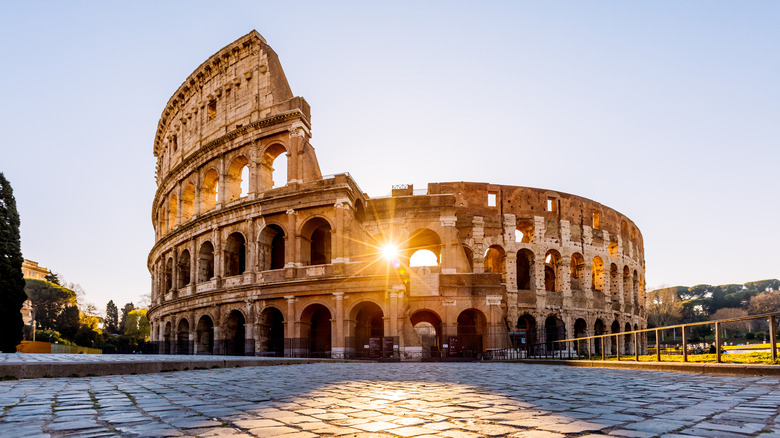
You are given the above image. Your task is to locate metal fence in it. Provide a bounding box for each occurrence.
[487,312,779,363]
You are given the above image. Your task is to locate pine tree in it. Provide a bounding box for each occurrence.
[0,173,27,352]
[119,302,135,334]
[105,300,119,334]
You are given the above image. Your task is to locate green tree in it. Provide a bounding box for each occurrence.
[105,300,119,334]
[24,279,77,331]
[0,172,27,352]
[124,309,150,341]
[45,272,60,285]
[745,279,780,292]
[119,302,135,334]
[55,305,80,340]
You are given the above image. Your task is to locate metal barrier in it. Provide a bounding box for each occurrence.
[488,312,779,363]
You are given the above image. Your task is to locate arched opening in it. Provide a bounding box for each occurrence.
[224,310,246,356]
[164,257,173,293]
[258,307,285,357]
[226,155,249,202]
[201,168,219,211]
[409,249,438,267]
[198,242,214,282]
[514,314,537,355]
[462,245,474,272]
[608,241,619,257]
[258,224,286,270]
[181,183,195,222]
[624,322,632,355]
[516,249,534,290]
[516,219,534,243]
[544,250,561,292]
[196,315,214,354]
[224,232,246,277]
[611,320,621,355]
[163,321,172,355]
[158,208,166,235]
[301,218,332,265]
[178,250,191,288]
[610,263,620,301]
[592,256,605,292]
[574,318,588,356]
[301,304,331,357]
[350,302,385,359]
[594,319,606,355]
[261,144,288,190]
[456,309,486,357]
[570,253,586,291]
[176,319,190,355]
[168,194,177,230]
[411,310,443,359]
[544,315,565,353]
[404,229,442,265]
[483,245,506,280]
[632,270,639,306]
[623,266,631,305]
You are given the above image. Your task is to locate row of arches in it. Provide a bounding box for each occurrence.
[514,314,641,355]
[155,302,493,359]
[157,145,289,236]
[480,245,643,304]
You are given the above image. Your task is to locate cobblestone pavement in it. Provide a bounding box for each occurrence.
[1,362,779,438]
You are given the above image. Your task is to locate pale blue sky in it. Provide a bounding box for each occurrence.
[1,1,778,312]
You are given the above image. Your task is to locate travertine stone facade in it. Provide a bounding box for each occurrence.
[148,31,646,359]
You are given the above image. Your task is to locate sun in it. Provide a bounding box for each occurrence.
[381,244,399,260]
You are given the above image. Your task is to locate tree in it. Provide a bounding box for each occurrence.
[24,279,77,331]
[646,288,683,328]
[745,279,780,292]
[710,307,750,334]
[55,305,80,340]
[748,290,780,315]
[45,272,60,285]
[0,172,27,352]
[124,309,150,341]
[105,300,119,334]
[119,302,135,334]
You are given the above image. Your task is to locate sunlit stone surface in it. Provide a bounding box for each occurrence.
[1,363,779,437]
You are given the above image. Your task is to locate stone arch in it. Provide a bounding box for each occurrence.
[574,318,588,355]
[456,308,486,357]
[516,249,534,290]
[300,303,332,357]
[516,219,534,243]
[608,241,619,257]
[226,155,250,202]
[196,314,214,354]
[544,249,562,292]
[483,245,506,281]
[462,245,474,272]
[570,252,586,291]
[611,320,621,355]
[515,314,537,353]
[592,256,605,292]
[223,309,246,355]
[610,263,620,301]
[168,194,178,230]
[411,310,443,358]
[163,321,172,354]
[300,217,332,266]
[198,241,215,282]
[224,231,247,277]
[178,249,191,288]
[349,301,385,358]
[632,270,639,306]
[181,182,195,222]
[201,168,219,211]
[544,315,566,353]
[594,318,606,355]
[260,143,288,190]
[623,266,631,305]
[176,318,190,354]
[624,322,632,355]
[405,228,442,266]
[258,224,286,270]
[164,256,173,293]
[257,306,285,357]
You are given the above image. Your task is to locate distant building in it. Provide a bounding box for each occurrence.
[22,259,50,281]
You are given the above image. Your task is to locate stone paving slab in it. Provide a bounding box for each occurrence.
[0,362,779,437]
[0,354,357,379]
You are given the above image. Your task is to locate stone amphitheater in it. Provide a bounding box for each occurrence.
[148,31,646,359]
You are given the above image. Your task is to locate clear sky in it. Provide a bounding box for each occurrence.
[1,1,778,314]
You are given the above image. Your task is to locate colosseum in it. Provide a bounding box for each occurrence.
[148,31,646,359]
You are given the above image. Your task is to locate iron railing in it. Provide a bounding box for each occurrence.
[488,312,779,363]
